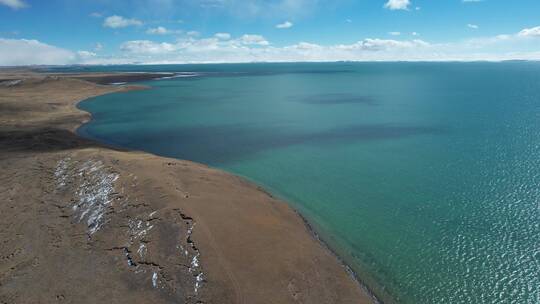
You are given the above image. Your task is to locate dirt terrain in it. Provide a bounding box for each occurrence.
[0,72,374,304]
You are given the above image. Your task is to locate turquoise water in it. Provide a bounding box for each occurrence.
[75,63,540,304]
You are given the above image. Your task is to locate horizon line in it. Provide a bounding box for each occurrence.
[2,59,539,68]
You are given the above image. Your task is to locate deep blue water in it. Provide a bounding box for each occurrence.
[72,62,540,304]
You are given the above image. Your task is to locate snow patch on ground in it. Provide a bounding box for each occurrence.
[0,79,22,87]
[152,271,158,288]
[126,212,159,287]
[128,218,154,240]
[54,157,71,188]
[55,158,119,235]
[195,273,204,294]
[137,243,147,258]
[54,158,205,297]
[184,220,204,294]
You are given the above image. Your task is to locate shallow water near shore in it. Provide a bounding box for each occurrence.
[74,62,540,304]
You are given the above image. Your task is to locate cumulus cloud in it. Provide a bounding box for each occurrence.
[103,15,143,28]
[115,35,435,64]
[119,34,272,57]
[467,24,479,29]
[121,40,177,54]
[465,25,540,45]
[388,32,401,36]
[0,0,27,9]
[518,26,540,37]
[456,25,540,54]
[239,34,269,45]
[215,32,231,40]
[146,26,168,35]
[384,0,411,11]
[276,21,294,29]
[77,50,97,59]
[146,26,181,35]
[0,38,75,66]
[5,24,540,66]
[108,30,540,64]
[338,38,429,52]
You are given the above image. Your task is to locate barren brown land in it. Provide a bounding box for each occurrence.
[0,71,374,304]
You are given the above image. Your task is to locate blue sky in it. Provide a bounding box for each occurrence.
[1,0,540,65]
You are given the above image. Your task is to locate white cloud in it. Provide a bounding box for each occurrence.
[0,38,75,66]
[0,0,27,9]
[108,31,540,64]
[77,50,97,59]
[412,32,419,36]
[90,12,103,18]
[118,34,273,61]
[518,26,540,37]
[215,32,231,40]
[121,40,177,54]
[146,26,181,35]
[464,34,511,47]
[239,34,269,46]
[468,24,479,29]
[116,36,435,64]
[389,32,401,36]
[5,24,540,66]
[384,0,411,11]
[465,25,540,46]
[103,15,143,29]
[276,21,294,29]
[338,38,430,51]
[187,31,200,37]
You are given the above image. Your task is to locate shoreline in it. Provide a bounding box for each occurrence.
[0,71,376,303]
[293,210,383,304]
[74,76,383,304]
[208,168,386,304]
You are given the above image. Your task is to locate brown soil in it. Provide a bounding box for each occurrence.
[0,72,374,304]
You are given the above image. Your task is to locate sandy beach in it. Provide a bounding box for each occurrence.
[0,70,374,304]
